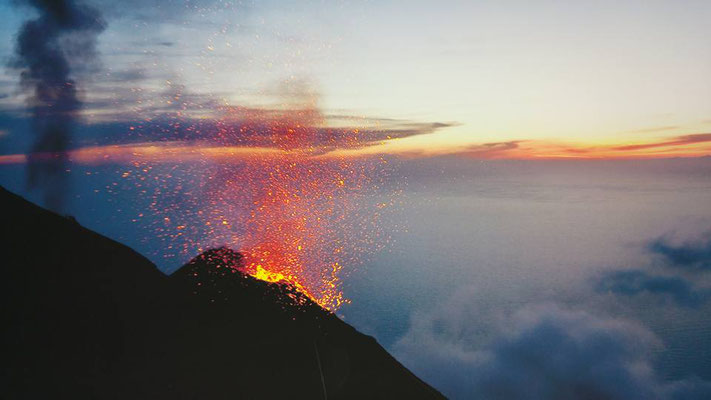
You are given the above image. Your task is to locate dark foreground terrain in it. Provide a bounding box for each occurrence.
[0,186,443,399]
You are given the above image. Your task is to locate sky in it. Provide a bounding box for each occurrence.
[2,2,711,398]
[1,0,710,160]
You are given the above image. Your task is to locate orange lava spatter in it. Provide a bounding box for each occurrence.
[104,94,395,311]
[223,106,381,311]
[142,104,391,311]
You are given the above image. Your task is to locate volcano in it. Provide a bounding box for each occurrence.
[0,186,443,399]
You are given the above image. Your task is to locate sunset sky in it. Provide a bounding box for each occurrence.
[1,0,710,160]
[2,3,711,397]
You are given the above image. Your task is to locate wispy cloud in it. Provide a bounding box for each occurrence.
[457,141,521,158]
[613,134,711,152]
[394,297,711,400]
[0,72,457,162]
[0,106,456,164]
[596,230,711,308]
[597,270,711,308]
[449,133,711,160]
[649,233,711,271]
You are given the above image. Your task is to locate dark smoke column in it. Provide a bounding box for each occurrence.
[12,0,105,212]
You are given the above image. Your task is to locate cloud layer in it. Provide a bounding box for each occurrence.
[597,231,711,307]
[649,233,711,271]
[597,269,711,308]
[393,299,711,400]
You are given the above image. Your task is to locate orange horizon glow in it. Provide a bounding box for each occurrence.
[1,132,709,165]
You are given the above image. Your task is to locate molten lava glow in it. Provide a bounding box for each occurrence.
[211,107,388,310]
[249,264,318,305]
[117,104,395,311]
[0,92,396,310]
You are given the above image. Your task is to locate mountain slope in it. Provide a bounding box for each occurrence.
[0,186,444,399]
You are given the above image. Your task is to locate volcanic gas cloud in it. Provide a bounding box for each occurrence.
[12,0,105,212]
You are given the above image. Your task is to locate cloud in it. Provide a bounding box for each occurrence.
[597,269,711,308]
[27,77,456,155]
[393,296,711,400]
[217,106,452,145]
[445,133,711,160]
[613,134,711,152]
[10,0,106,212]
[649,233,711,271]
[457,141,522,159]
[595,231,711,308]
[0,86,457,162]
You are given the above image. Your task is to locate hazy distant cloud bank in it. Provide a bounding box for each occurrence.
[649,233,711,271]
[598,232,711,307]
[598,270,711,308]
[394,299,711,400]
[394,231,711,399]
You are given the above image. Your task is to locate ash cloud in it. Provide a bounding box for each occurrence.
[11,0,106,211]
[393,296,711,400]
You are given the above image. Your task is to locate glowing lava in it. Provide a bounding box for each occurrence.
[195,103,391,311]
[46,92,396,312]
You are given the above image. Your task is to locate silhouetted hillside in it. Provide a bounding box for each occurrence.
[0,186,443,399]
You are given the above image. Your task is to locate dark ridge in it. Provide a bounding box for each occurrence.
[0,186,444,399]
[174,246,316,311]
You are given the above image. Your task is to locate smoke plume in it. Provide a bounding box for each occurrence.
[12,0,105,211]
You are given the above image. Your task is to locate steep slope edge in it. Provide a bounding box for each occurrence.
[0,186,444,399]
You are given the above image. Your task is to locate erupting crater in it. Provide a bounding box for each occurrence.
[136,101,395,311]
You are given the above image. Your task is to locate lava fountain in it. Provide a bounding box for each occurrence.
[0,85,397,311]
[175,103,393,311]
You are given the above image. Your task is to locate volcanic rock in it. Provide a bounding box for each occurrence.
[0,186,444,399]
